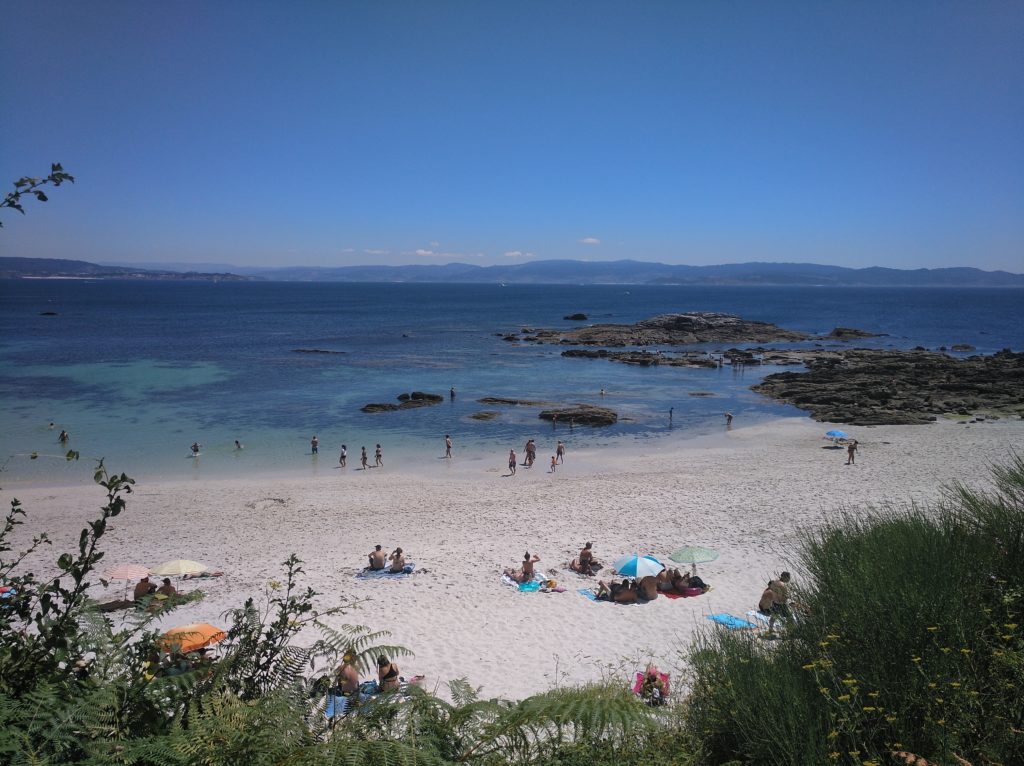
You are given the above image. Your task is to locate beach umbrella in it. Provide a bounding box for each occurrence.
[825,430,848,440]
[669,546,719,574]
[151,559,208,577]
[158,623,226,653]
[613,554,665,579]
[104,563,151,598]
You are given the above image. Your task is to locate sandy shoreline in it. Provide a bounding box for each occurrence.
[6,416,1023,700]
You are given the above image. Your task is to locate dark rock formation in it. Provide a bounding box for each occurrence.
[564,313,588,320]
[362,391,444,412]
[951,343,976,352]
[538,404,618,426]
[470,410,500,420]
[753,349,1024,425]
[478,397,553,407]
[826,327,882,339]
[39,311,58,316]
[516,312,809,347]
[561,348,719,368]
[292,348,346,354]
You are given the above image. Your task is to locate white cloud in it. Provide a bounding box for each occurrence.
[339,248,355,253]
[503,250,535,258]
[414,249,435,257]
[429,241,440,248]
[363,248,390,255]
[579,237,600,245]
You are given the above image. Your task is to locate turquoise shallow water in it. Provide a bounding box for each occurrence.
[1,280,1021,486]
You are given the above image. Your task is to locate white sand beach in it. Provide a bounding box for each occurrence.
[8,416,1023,700]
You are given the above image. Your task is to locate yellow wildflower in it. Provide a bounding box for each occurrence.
[926,626,938,632]
[867,692,879,698]
[827,730,838,739]
[829,753,840,761]
[911,656,921,663]
[886,716,897,723]
[842,679,858,686]
[838,694,851,701]
[826,633,840,640]
[960,648,971,654]
[862,706,877,712]
[802,663,816,670]
[1005,623,1018,630]
[940,647,952,654]
[950,682,961,688]
[928,683,937,689]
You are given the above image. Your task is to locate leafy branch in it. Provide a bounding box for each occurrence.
[1,163,75,227]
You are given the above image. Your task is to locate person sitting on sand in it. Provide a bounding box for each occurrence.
[507,552,540,583]
[156,578,178,597]
[768,571,792,632]
[758,582,775,615]
[335,650,360,696]
[377,655,401,691]
[133,577,156,601]
[571,542,596,575]
[639,664,667,706]
[388,547,406,573]
[368,545,386,570]
[614,578,639,604]
[638,575,659,601]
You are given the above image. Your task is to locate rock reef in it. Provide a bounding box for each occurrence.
[752,349,1024,425]
[361,391,444,413]
[516,312,809,347]
[538,404,618,426]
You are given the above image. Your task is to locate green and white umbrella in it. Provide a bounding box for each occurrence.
[668,546,719,574]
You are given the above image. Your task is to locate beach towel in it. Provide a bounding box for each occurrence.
[502,571,551,591]
[746,609,771,625]
[577,587,638,605]
[577,587,598,601]
[357,563,416,579]
[706,613,757,630]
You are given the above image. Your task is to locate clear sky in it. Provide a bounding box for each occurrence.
[2,1,1022,270]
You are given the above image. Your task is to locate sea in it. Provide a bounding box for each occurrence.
[1,280,1022,487]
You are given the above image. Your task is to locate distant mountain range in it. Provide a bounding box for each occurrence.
[3,256,1023,286]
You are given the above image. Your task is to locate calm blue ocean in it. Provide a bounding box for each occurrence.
[2,280,1022,486]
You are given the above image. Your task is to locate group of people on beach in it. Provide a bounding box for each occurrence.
[366,544,407,573]
[596,568,708,603]
[335,442,383,469]
[508,439,565,474]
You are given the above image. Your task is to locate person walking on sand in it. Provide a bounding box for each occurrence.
[375,443,383,467]
[360,446,369,470]
[508,449,517,475]
[311,435,319,455]
[550,455,557,473]
[445,434,452,458]
[556,440,565,464]
[339,444,347,467]
[846,439,859,465]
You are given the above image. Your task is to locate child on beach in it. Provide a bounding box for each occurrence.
[550,455,557,473]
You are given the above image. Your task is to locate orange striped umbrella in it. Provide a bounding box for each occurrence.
[159,623,226,653]
[104,563,150,580]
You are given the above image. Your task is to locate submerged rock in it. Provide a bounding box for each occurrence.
[825,327,882,340]
[478,397,553,407]
[470,410,500,420]
[564,313,588,320]
[363,391,444,412]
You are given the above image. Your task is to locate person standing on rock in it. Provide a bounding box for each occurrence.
[846,439,858,465]
[445,434,452,459]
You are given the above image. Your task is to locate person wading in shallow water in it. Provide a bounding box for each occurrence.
[445,434,452,458]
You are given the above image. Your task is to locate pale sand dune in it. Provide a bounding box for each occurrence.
[7,417,1022,700]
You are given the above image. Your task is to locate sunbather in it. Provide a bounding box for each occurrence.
[133,577,156,601]
[639,664,668,706]
[368,545,386,570]
[335,650,360,695]
[156,578,178,597]
[638,575,659,601]
[570,542,596,575]
[377,655,401,691]
[388,547,406,573]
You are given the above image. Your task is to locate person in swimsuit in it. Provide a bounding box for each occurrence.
[571,542,595,575]
[335,650,360,696]
[508,449,517,475]
[190,442,200,456]
[550,455,557,473]
[846,439,858,465]
[445,434,452,459]
[361,447,368,469]
[377,655,401,691]
[725,412,733,427]
[519,551,540,583]
[58,429,69,444]
[758,582,775,615]
[556,440,565,463]
[234,440,243,450]
[339,444,347,467]
[368,544,386,570]
[388,547,406,573]
[156,578,178,597]
[311,435,319,454]
[375,444,383,467]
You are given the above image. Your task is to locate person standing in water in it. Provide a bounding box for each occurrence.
[58,429,70,444]
[311,435,319,455]
[360,446,369,469]
[234,440,243,450]
[190,442,200,456]
[450,387,456,400]
[725,412,733,428]
[375,444,383,467]
[339,444,347,467]
[444,434,452,459]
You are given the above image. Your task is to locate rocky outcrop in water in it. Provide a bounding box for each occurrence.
[538,404,618,426]
[516,312,809,347]
[561,349,719,367]
[564,313,588,320]
[470,410,500,420]
[478,397,553,407]
[826,327,883,340]
[361,391,444,413]
[752,349,1024,424]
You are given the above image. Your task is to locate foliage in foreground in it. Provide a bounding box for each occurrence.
[683,456,1024,766]
[0,465,661,765]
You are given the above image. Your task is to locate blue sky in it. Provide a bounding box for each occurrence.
[2,1,1022,270]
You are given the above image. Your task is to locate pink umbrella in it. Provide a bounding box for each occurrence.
[104,563,151,597]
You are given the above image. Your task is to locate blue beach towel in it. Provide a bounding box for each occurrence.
[357,563,416,579]
[707,613,758,630]
[577,587,598,601]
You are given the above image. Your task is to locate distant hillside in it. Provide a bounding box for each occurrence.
[0,257,250,281]
[5,257,1023,286]
[231,259,1024,286]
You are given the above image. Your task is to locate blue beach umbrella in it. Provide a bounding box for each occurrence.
[613,554,665,579]
[825,430,848,439]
